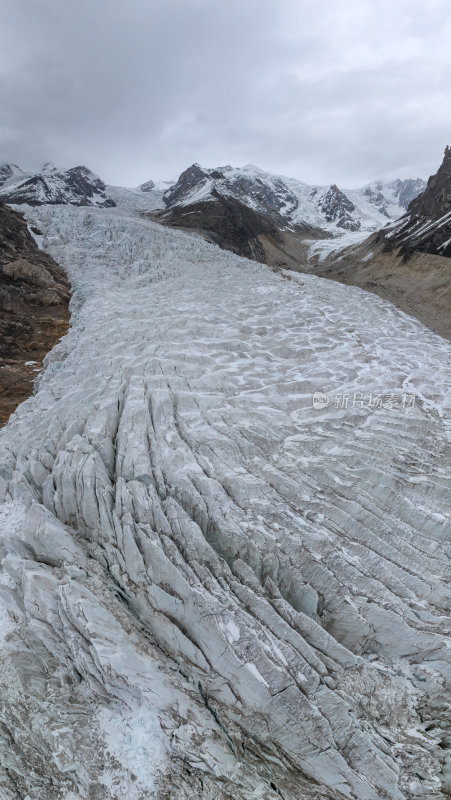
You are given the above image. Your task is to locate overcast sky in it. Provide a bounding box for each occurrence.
[1,0,450,187]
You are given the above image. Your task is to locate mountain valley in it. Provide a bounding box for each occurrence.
[0,151,449,800]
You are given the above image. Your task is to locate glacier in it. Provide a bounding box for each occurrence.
[0,201,449,799]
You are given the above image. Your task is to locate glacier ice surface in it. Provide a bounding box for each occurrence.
[0,201,449,799]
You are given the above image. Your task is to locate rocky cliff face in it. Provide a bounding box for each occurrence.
[163,163,213,206]
[382,148,451,257]
[316,184,361,230]
[0,164,116,207]
[139,179,155,192]
[363,186,390,217]
[161,163,302,222]
[157,191,282,261]
[408,147,451,219]
[392,177,427,209]
[0,202,70,424]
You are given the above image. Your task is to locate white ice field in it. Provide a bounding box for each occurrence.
[0,201,449,799]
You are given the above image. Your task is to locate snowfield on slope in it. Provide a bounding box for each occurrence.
[0,202,449,800]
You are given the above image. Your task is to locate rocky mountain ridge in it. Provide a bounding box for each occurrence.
[154,162,426,234]
[0,160,426,235]
[145,163,425,262]
[315,183,360,230]
[153,172,326,260]
[381,146,451,257]
[0,163,116,208]
[144,162,425,262]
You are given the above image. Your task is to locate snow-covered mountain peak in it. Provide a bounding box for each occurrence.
[158,162,427,235]
[162,162,212,206]
[316,184,361,231]
[162,162,302,222]
[0,157,427,241]
[0,163,116,207]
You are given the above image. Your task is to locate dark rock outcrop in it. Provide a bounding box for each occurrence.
[408,148,451,219]
[156,190,285,261]
[155,193,325,263]
[139,179,155,192]
[163,163,210,206]
[317,184,361,230]
[0,202,70,424]
[383,147,451,257]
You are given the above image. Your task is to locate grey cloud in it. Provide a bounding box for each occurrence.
[0,0,450,187]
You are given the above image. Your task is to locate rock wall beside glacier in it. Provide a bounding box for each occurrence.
[0,202,70,425]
